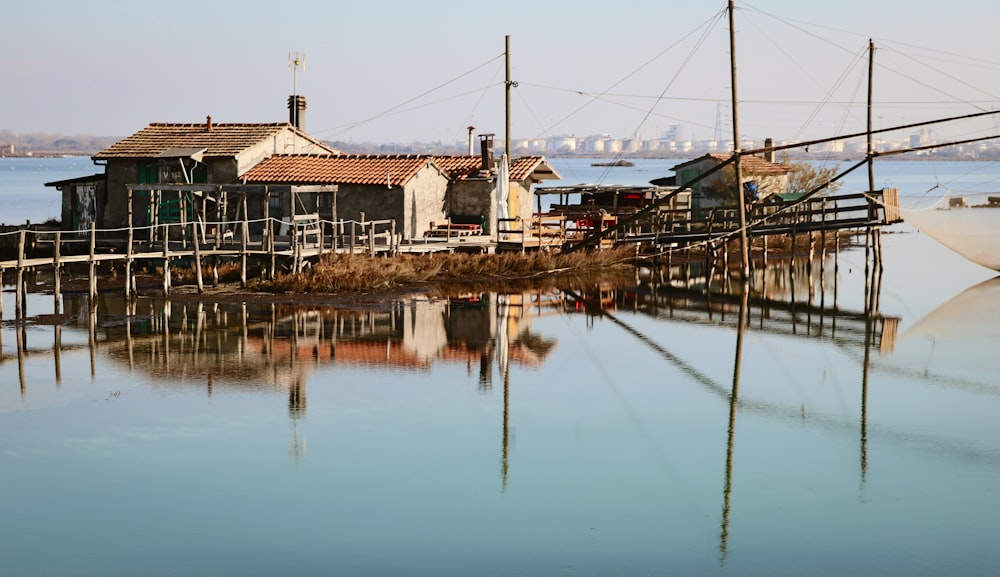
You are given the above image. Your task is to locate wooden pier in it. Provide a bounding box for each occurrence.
[0,213,495,318]
[496,186,900,257]
[1,177,901,319]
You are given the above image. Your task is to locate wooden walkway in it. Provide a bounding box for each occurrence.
[0,215,497,316]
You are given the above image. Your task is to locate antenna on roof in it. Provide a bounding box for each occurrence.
[288,51,306,96]
[288,51,307,132]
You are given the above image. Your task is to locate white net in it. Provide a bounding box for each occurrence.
[900,193,1000,271]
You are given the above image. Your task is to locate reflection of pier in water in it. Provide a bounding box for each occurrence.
[558,262,889,564]
[4,292,557,406]
[560,255,899,352]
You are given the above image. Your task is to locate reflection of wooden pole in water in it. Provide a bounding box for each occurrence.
[53,323,62,385]
[17,318,26,397]
[858,243,884,485]
[163,300,172,374]
[720,284,749,562]
[861,315,872,485]
[195,303,205,363]
[88,302,97,380]
[126,302,135,372]
[502,360,510,492]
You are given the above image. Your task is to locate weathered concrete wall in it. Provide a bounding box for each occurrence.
[336,185,405,234]
[407,168,449,239]
[207,159,239,184]
[512,181,535,221]
[103,161,138,227]
[448,179,495,233]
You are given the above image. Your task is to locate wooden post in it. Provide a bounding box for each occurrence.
[790,216,798,281]
[291,189,299,273]
[240,192,248,288]
[125,187,133,302]
[705,211,714,275]
[148,189,157,245]
[88,221,97,306]
[180,192,188,249]
[391,219,397,255]
[318,213,325,259]
[162,223,171,295]
[212,188,220,287]
[53,231,62,314]
[16,229,25,318]
[193,220,204,293]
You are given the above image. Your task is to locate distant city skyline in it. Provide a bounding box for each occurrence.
[4,1,999,152]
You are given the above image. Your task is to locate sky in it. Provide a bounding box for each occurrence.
[4,0,1000,148]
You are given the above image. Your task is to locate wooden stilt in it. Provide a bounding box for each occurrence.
[125,189,134,302]
[16,229,25,319]
[88,222,97,307]
[162,223,171,295]
[53,231,62,314]
[240,193,248,288]
[193,220,204,293]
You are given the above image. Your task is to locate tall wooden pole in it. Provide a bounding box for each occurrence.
[867,40,876,195]
[729,0,750,281]
[505,35,512,160]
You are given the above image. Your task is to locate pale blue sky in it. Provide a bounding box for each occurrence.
[4,0,999,146]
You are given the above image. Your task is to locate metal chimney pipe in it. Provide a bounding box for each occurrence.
[479,133,495,172]
[467,126,475,156]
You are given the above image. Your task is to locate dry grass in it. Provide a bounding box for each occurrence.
[253,247,637,294]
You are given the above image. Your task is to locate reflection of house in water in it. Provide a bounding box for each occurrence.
[59,291,557,412]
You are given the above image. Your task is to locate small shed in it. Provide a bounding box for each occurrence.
[672,153,790,208]
[44,173,107,232]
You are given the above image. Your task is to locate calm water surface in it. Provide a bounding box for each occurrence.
[1,157,999,576]
[0,156,94,225]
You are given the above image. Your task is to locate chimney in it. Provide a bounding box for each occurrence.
[287,95,307,131]
[764,137,775,163]
[206,115,212,132]
[467,126,475,156]
[479,133,495,172]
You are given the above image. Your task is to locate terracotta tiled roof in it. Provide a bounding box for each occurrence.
[242,154,442,185]
[92,122,336,160]
[429,155,484,178]
[509,156,561,182]
[242,154,561,185]
[429,155,559,182]
[672,153,790,175]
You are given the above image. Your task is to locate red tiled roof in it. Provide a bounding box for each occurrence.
[242,154,442,185]
[672,153,790,175]
[242,154,560,185]
[92,122,336,160]
[509,156,560,181]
